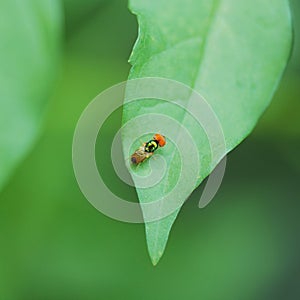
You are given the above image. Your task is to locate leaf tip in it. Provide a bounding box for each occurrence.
[149,253,163,266]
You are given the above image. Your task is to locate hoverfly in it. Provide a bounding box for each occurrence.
[131,134,166,165]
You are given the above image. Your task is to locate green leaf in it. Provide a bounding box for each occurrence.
[123,0,292,264]
[0,0,62,191]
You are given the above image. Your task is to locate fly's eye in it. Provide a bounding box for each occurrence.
[153,134,166,147]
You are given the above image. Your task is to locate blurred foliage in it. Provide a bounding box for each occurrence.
[0,0,299,299]
[63,0,108,34]
[290,0,300,68]
[0,0,62,191]
[258,0,300,138]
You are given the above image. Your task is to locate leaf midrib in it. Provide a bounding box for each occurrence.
[149,0,222,257]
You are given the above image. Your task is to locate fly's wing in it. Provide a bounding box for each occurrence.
[131,146,153,164]
[131,147,146,164]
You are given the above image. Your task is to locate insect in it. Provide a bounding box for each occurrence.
[131,134,166,165]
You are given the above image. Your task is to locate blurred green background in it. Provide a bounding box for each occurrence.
[0,0,299,299]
